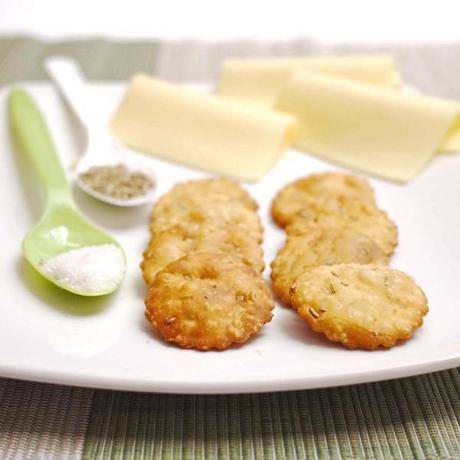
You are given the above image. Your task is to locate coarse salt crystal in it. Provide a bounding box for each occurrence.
[42,244,125,294]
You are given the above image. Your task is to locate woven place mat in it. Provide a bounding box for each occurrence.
[0,37,459,460]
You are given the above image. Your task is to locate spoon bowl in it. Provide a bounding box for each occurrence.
[22,205,124,296]
[9,89,126,296]
[74,148,157,207]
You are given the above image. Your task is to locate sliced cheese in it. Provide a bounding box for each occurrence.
[274,71,460,182]
[217,55,401,108]
[110,74,296,181]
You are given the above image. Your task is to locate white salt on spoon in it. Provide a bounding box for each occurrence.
[43,244,126,295]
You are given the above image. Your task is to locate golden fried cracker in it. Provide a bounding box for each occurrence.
[271,224,388,305]
[145,252,274,350]
[271,172,375,227]
[150,200,263,242]
[142,223,264,285]
[286,197,398,255]
[153,178,257,219]
[290,264,428,350]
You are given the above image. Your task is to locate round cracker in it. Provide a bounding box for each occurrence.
[150,200,263,242]
[271,224,388,305]
[153,178,257,219]
[290,264,428,350]
[272,172,375,227]
[142,222,264,285]
[145,252,274,350]
[286,197,398,256]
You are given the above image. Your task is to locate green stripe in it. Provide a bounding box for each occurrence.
[82,371,460,459]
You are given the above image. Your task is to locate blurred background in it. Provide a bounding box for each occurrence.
[1,0,459,43]
[2,0,460,100]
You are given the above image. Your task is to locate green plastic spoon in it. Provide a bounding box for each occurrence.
[9,88,126,296]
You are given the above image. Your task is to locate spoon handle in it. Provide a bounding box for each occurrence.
[8,89,73,206]
[44,57,94,135]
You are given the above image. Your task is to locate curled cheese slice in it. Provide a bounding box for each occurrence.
[275,71,460,182]
[110,74,296,181]
[217,55,401,108]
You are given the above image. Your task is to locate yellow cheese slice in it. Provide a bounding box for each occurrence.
[217,55,401,108]
[275,71,460,182]
[110,74,296,181]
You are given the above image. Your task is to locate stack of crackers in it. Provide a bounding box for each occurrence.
[270,172,428,349]
[141,173,428,352]
[141,178,274,350]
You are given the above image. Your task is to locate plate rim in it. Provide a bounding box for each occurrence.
[1,351,459,394]
[1,82,459,394]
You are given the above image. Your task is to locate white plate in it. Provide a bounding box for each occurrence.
[1,83,459,394]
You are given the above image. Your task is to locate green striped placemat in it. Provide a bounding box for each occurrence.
[1,37,459,460]
[82,372,460,459]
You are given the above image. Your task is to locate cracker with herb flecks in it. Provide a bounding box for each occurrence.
[151,178,258,230]
[271,224,388,305]
[150,200,263,243]
[271,172,375,228]
[141,222,264,285]
[290,264,428,350]
[286,197,398,256]
[145,252,274,350]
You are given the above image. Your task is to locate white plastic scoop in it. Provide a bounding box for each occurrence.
[45,57,156,207]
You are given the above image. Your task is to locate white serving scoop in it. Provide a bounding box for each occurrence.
[45,57,156,207]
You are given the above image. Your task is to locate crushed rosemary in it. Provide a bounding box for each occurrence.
[80,164,154,200]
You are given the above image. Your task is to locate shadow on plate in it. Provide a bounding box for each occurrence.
[134,274,148,300]
[280,306,412,352]
[72,184,153,232]
[16,257,116,316]
[279,308,341,349]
